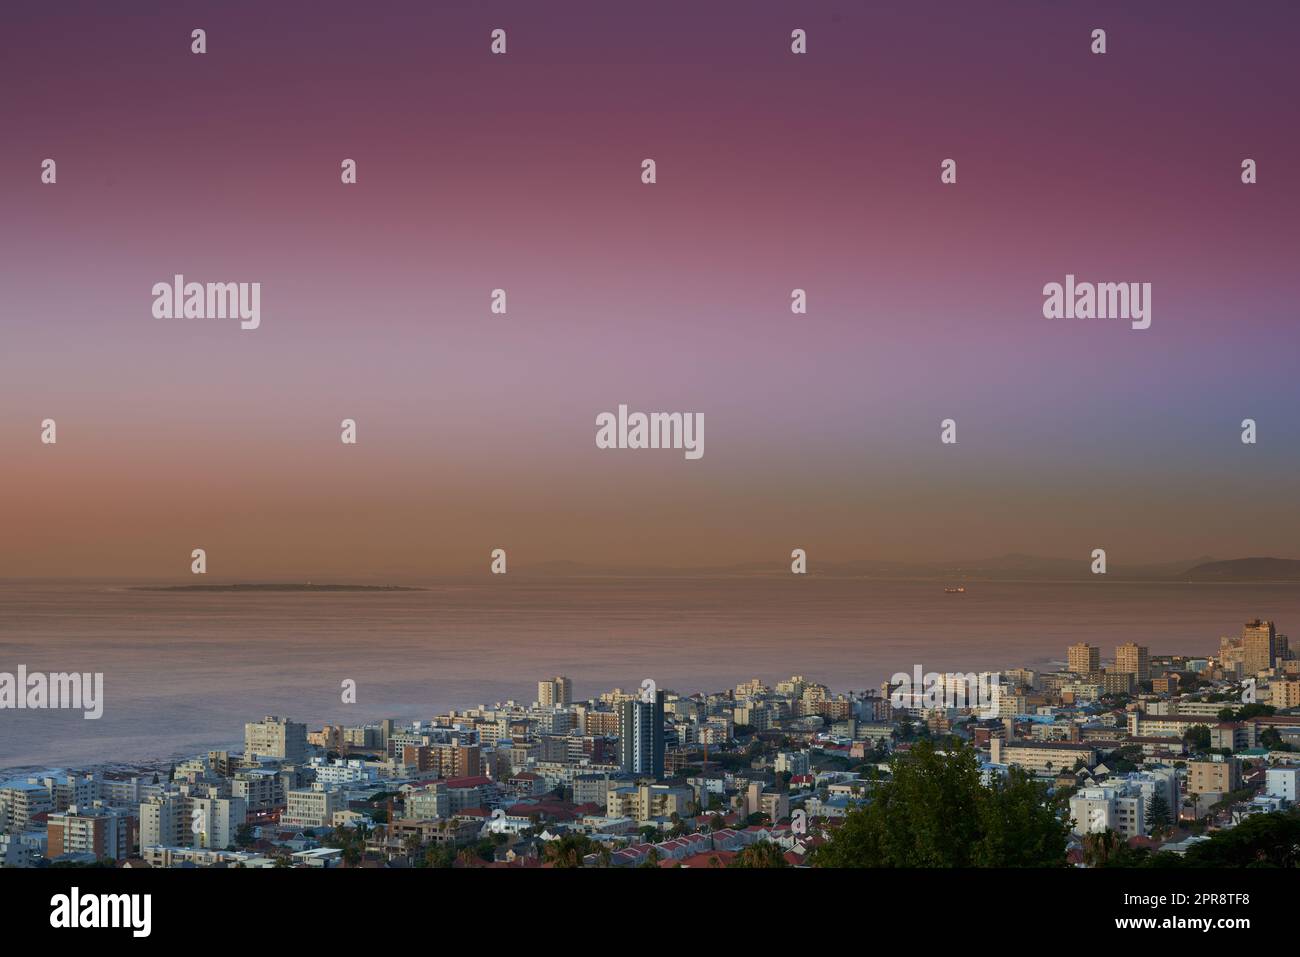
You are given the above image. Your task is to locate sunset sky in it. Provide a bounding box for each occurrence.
[3,0,1299,579]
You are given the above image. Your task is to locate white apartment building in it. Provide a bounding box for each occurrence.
[1105,768,1178,829]
[190,796,247,849]
[244,715,308,764]
[309,758,378,787]
[29,772,98,811]
[232,769,282,812]
[1069,785,1145,839]
[99,776,146,809]
[0,781,54,832]
[1265,767,1300,804]
[282,785,345,829]
[139,793,186,849]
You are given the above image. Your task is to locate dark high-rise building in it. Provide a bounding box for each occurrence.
[619,690,665,779]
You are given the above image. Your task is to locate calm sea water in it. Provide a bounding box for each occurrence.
[2,577,1298,772]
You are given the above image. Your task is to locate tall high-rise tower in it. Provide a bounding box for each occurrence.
[619,690,665,779]
[1114,643,1150,682]
[1068,643,1100,674]
[538,676,573,708]
[1242,619,1277,675]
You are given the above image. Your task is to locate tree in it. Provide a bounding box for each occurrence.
[1261,727,1293,752]
[1091,810,1300,869]
[811,740,1069,868]
[1081,828,1121,867]
[1181,810,1300,868]
[1183,725,1211,752]
[729,841,789,868]
[543,833,595,868]
[1148,793,1172,832]
[422,844,455,868]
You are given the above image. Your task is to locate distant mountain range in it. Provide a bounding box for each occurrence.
[518,555,1300,583]
[1182,558,1300,582]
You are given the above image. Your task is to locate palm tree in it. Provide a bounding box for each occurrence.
[729,841,789,868]
[543,833,594,868]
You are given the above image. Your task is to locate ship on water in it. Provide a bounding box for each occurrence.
[944,585,966,594]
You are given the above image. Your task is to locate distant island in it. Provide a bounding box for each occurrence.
[1183,558,1300,582]
[130,583,423,592]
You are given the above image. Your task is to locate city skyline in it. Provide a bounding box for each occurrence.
[5,613,1299,872]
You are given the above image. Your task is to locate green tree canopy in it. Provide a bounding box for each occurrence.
[729,841,790,868]
[811,740,1069,867]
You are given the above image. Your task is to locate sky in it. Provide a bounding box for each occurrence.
[3,0,1299,579]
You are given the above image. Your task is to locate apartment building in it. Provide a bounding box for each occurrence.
[244,715,308,764]
[282,785,345,829]
[139,793,186,849]
[1070,785,1145,839]
[405,782,450,820]
[605,782,693,822]
[1265,767,1300,803]
[0,781,54,832]
[538,676,573,708]
[1115,643,1150,682]
[189,795,247,849]
[232,768,283,812]
[1068,643,1100,674]
[46,803,134,861]
[1243,619,1277,676]
[1187,756,1241,798]
[989,739,1096,774]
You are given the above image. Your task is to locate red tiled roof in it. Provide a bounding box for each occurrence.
[445,776,492,788]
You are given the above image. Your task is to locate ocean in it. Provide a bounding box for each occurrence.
[2,577,1297,772]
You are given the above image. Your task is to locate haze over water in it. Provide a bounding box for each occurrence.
[3,577,1298,772]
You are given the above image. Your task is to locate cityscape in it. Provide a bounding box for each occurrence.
[4,0,1297,934]
[3,616,1298,870]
